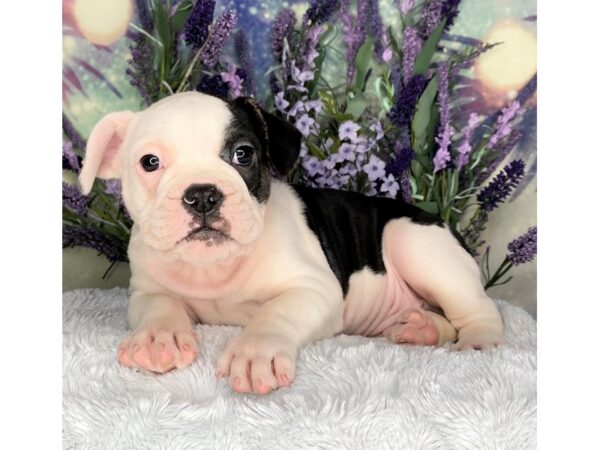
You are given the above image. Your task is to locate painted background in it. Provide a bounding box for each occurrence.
[63,0,537,316]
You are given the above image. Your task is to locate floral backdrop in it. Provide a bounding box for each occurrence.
[63,0,537,315]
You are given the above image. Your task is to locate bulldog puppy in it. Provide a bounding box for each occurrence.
[79,92,504,395]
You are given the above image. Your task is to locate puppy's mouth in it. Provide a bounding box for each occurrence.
[177,225,231,245]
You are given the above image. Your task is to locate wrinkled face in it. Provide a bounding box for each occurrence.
[120,94,277,264]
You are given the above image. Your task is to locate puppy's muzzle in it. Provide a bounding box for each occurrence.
[182,184,224,218]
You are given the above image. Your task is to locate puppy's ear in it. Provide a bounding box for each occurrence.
[78,111,135,195]
[232,97,301,175]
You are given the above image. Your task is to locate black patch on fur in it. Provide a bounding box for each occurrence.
[224,101,272,203]
[292,185,452,295]
[228,97,302,176]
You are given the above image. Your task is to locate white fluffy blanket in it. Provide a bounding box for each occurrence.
[63,288,536,449]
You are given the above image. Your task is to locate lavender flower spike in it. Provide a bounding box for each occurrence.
[488,100,521,149]
[507,226,537,265]
[63,182,88,216]
[402,27,422,84]
[387,75,427,127]
[303,0,341,27]
[234,30,255,95]
[184,0,216,49]
[272,9,296,60]
[456,113,480,169]
[433,62,452,173]
[201,10,238,69]
[477,159,526,211]
[398,0,414,15]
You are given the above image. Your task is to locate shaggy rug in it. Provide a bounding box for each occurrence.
[63,288,536,450]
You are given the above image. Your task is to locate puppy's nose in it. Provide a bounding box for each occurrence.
[182,184,223,216]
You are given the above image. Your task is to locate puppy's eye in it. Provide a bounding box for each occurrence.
[232,145,254,166]
[140,154,160,172]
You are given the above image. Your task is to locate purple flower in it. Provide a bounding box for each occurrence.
[388,143,414,176]
[292,64,315,84]
[477,159,526,211]
[305,100,323,114]
[420,0,443,38]
[184,0,216,49]
[323,155,338,170]
[388,75,428,127]
[201,10,237,69]
[196,73,229,99]
[456,113,480,169]
[338,143,356,162]
[398,0,414,14]
[126,35,159,105]
[369,120,384,141]
[104,179,122,199]
[271,8,296,60]
[303,0,341,26]
[380,174,400,198]
[401,27,422,84]
[302,156,326,177]
[134,0,154,33]
[437,62,450,129]
[363,155,387,181]
[63,225,128,263]
[433,123,453,173]
[341,0,367,82]
[399,172,412,203]
[63,182,88,216]
[365,0,386,60]
[274,91,290,112]
[488,100,521,149]
[220,63,244,98]
[234,30,255,95]
[507,226,537,266]
[339,120,361,142]
[478,130,524,185]
[63,141,81,173]
[339,164,358,177]
[295,114,315,137]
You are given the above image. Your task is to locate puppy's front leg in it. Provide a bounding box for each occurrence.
[216,288,343,395]
[117,291,199,373]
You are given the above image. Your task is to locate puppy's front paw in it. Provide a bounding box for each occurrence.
[117,325,199,373]
[452,326,505,351]
[216,332,297,395]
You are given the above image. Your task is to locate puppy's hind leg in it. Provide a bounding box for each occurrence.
[383,218,504,350]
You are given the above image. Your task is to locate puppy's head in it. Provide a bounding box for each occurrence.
[79,92,301,265]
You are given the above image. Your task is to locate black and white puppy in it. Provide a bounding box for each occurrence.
[79,92,504,395]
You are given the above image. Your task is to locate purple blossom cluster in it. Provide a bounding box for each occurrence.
[184,0,216,49]
[234,30,255,96]
[340,0,367,83]
[63,182,89,216]
[63,140,81,173]
[507,226,537,266]
[388,75,428,127]
[126,34,159,105]
[303,0,341,27]
[220,64,244,98]
[200,10,237,69]
[477,159,525,212]
[271,8,296,63]
[433,62,453,173]
[402,27,422,84]
[364,0,387,60]
[196,73,229,99]
[134,0,154,33]
[455,113,480,169]
[63,225,128,263]
[488,100,521,149]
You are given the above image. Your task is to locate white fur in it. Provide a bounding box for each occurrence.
[63,288,537,449]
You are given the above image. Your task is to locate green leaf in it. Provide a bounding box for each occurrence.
[416,201,440,215]
[170,0,194,34]
[154,0,172,56]
[387,26,402,60]
[411,74,439,153]
[352,37,374,93]
[345,93,368,119]
[308,48,327,97]
[413,18,447,76]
